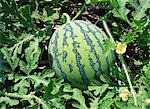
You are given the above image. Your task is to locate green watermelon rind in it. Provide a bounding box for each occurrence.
[48,20,114,85]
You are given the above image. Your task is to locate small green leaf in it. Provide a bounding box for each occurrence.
[134,60,143,66]
[50,97,65,109]
[115,102,127,109]
[89,97,99,109]
[0,97,19,106]
[88,84,109,96]
[44,0,52,1]
[28,75,49,87]
[72,88,88,109]
[8,99,19,106]
[31,8,59,24]
[112,0,132,25]
[14,76,29,94]
[19,38,41,74]
[85,0,108,4]
[51,79,64,95]
[99,98,113,109]
[1,47,19,70]
[44,12,59,24]
[110,0,118,8]
[7,74,14,80]
[100,74,113,84]
[19,5,32,23]
[132,0,150,20]
[102,92,115,100]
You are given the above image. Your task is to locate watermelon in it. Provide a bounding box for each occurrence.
[48,20,114,87]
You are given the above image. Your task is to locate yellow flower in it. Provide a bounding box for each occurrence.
[119,88,130,101]
[116,42,127,54]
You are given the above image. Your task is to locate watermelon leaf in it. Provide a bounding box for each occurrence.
[72,88,88,109]
[19,38,41,74]
[88,84,109,96]
[111,0,132,26]
[132,0,150,20]
[0,97,19,107]
[89,97,99,109]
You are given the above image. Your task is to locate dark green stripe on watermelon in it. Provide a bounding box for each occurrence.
[94,25,114,68]
[52,31,68,82]
[74,21,103,73]
[76,20,111,69]
[87,23,114,70]
[66,23,89,84]
[86,23,110,71]
[88,25,110,69]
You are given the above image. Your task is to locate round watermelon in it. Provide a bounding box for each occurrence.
[48,20,114,87]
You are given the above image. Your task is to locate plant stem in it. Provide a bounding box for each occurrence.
[63,13,71,22]
[63,3,85,22]
[103,20,137,106]
[3,92,49,109]
[72,4,86,21]
[32,95,49,109]
[102,20,115,43]
[119,55,137,106]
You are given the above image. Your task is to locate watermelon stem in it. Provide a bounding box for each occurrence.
[62,13,71,22]
[119,55,138,106]
[103,20,138,106]
[102,20,115,44]
[72,4,86,21]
